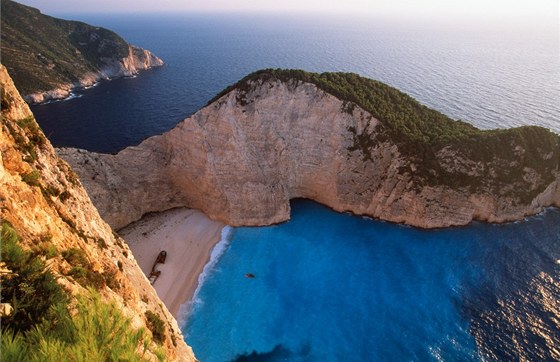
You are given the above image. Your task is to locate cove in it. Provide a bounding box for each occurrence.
[183,200,560,361]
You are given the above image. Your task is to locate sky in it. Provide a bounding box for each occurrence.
[13,0,560,21]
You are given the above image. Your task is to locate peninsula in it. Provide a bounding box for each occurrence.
[60,69,560,230]
[0,0,163,104]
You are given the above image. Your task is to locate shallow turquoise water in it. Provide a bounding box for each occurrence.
[183,200,560,361]
[23,10,559,361]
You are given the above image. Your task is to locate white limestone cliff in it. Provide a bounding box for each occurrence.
[59,76,560,230]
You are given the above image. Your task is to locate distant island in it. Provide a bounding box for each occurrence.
[60,69,560,229]
[0,0,163,104]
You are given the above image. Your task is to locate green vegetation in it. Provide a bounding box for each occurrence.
[1,0,130,95]
[213,69,559,200]
[33,233,58,259]
[145,310,167,345]
[3,115,45,165]
[21,170,41,187]
[1,222,67,334]
[96,237,108,249]
[1,222,161,361]
[17,116,46,154]
[61,248,109,289]
[1,290,160,362]
[42,184,61,198]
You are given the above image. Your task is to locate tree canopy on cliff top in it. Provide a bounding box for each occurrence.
[211,69,559,199]
[212,68,559,149]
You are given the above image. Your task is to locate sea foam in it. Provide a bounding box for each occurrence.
[177,225,233,324]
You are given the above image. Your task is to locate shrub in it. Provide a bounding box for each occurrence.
[59,190,71,202]
[18,116,45,145]
[145,310,166,344]
[62,248,105,289]
[33,236,58,259]
[1,289,156,361]
[21,170,41,187]
[61,248,88,266]
[0,222,67,334]
[42,185,60,198]
[96,237,108,249]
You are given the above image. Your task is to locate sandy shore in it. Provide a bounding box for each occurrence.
[119,208,225,319]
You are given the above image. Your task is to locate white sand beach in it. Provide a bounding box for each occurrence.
[119,208,225,318]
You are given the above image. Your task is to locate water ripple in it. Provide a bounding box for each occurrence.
[31,13,559,153]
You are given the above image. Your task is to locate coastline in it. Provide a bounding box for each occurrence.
[24,68,155,105]
[119,208,225,319]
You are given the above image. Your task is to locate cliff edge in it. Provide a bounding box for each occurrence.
[0,0,163,104]
[59,69,560,229]
[0,64,195,361]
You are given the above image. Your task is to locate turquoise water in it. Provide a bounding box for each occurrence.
[25,12,560,360]
[184,200,560,361]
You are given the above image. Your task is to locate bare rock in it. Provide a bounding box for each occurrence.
[60,76,560,230]
[1,64,195,361]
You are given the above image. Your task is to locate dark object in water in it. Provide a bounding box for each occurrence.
[245,273,255,278]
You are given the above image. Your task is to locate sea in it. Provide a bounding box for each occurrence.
[31,12,559,361]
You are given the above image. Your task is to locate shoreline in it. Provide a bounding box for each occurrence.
[119,208,225,319]
[25,73,144,105]
[25,62,164,105]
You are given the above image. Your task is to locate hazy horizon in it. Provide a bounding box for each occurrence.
[13,0,559,22]
[11,0,558,39]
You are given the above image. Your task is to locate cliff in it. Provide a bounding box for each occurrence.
[0,64,195,360]
[59,70,560,229]
[0,0,163,104]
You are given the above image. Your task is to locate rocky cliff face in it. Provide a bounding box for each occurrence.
[1,0,164,104]
[59,73,560,230]
[0,64,195,361]
[23,43,164,104]
[24,43,164,104]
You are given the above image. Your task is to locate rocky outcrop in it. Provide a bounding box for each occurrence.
[0,64,195,360]
[23,44,164,104]
[59,72,560,230]
[1,0,164,104]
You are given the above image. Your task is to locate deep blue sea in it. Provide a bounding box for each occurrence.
[31,13,559,153]
[30,13,560,361]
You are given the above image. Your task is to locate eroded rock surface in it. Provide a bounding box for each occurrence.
[1,64,195,361]
[59,75,560,230]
